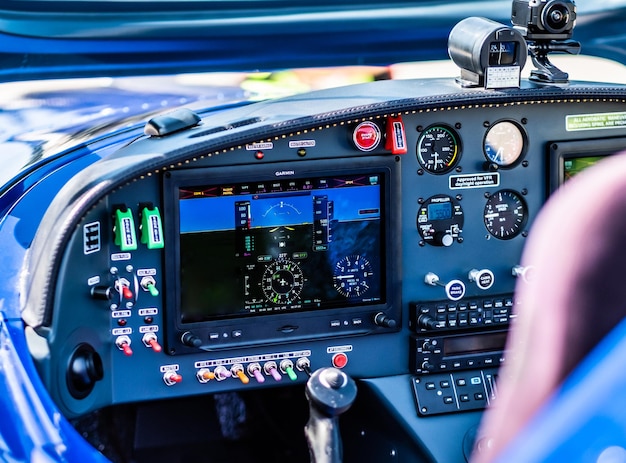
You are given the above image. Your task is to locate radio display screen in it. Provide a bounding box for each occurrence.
[166,165,388,324]
[444,332,507,356]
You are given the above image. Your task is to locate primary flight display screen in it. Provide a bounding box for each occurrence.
[167,165,387,324]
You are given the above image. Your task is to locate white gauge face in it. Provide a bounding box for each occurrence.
[483,121,525,167]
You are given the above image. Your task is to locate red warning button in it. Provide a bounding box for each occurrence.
[332,352,349,369]
[352,121,381,152]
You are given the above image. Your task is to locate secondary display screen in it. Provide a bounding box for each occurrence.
[172,169,386,323]
[444,332,507,356]
[427,201,452,221]
[563,156,604,182]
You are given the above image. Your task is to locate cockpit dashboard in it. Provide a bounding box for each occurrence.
[15,76,626,462]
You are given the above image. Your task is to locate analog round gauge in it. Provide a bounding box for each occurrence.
[417,194,464,246]
[333,255,374,298]
[484,189,528,240]
[416,125,461,174]
[483,120,526,167]
[261,259,304,304]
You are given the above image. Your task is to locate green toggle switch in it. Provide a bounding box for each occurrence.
[141,206,164,249]
[114,208,137,251]
[146,282,159,297]
[285,366,298,381]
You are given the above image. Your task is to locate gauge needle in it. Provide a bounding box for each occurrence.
[335,275,356,279]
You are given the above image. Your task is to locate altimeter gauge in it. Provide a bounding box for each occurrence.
[333,255,373,298]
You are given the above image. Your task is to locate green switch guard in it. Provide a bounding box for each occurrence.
[114,208,138,251]
[141,206,164,249]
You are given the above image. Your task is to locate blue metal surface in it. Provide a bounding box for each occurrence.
[495,317,626,463]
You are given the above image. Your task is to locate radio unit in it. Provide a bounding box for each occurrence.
[409,295,513,374]
[410,294,514,333]
[410,330,507,374]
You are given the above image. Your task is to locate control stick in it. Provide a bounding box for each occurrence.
[305,368,357,463]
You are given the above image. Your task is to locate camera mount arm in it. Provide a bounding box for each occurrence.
[527,39,581,84]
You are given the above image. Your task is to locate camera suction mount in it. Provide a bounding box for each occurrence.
[511,0,580,85]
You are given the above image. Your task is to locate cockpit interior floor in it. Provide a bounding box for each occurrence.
[72,386,311,463]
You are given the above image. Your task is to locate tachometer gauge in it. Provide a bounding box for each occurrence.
[417,194,464,246]
[483,120,526,167]
[333,254,373,298]
[416,125,461,174]
[261,259,304,304]
[484,189,528,239]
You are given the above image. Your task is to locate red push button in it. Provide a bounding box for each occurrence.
[332,352,348,369]
[352,121,381,152]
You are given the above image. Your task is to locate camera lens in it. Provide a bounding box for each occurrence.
[542,1,572,34]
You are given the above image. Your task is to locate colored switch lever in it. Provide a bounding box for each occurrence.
[264,361,282,381]
[140,276,159,296]
[113,207,138,251]
[196,368,215,383]
[115,277,133,300]
[163,371,183,386]
[214,365,232,381]
[142,333,162,353]
[247,363,265,384]
[231,364,250,384]
[140,206,165,250]
[146,283,159,297]
[115,335,133,356]
[280,359,298,381]
[122,286,133,300]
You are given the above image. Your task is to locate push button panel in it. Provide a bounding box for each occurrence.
[412,368,498,416]
[411,295,513,333]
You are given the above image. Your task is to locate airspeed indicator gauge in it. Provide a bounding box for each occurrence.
[484,189,528,240]
[483,120,526,168]
[416,125,461,174]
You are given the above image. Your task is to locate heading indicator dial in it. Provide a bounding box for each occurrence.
[416,125,461,174]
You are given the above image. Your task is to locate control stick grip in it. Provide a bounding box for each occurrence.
[305,368,357,463]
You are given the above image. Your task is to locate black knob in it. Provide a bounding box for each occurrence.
[67,344,104,399]
[181,331,202,348]
[374,312,397,329]
[418,314,439,330]
[421,361,434,372]
[90,285,113,301]
[422,341,435,351]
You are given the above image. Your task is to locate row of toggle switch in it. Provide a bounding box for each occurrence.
[162,357,313,387]
[115,332,162,356]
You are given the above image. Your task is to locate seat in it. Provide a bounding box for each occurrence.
[471,152,626,463]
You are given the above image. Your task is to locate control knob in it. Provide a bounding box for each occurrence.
[417,314,439,330]
[421,361,435,372]
[374,312,397,329]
